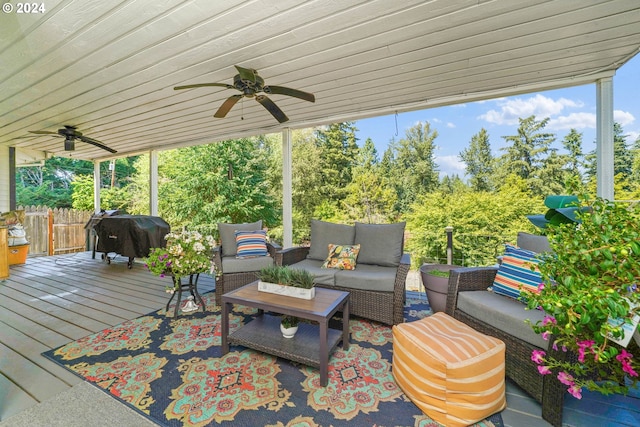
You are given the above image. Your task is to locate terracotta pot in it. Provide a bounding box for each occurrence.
[419,263,461,313]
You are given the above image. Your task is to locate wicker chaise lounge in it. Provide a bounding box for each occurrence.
[276,220,410,326]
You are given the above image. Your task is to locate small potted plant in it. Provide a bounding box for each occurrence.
[257,265,316,299]
[523,196,640,399]
[419,263,461,313]
[280,315,300,338]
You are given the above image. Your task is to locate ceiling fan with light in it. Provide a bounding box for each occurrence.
[28,125,117,153]
[174,65,315,123]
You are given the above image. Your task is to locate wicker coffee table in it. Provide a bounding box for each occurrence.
[221,281,350,386]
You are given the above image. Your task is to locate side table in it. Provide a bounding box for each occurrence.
[165,274,205,317]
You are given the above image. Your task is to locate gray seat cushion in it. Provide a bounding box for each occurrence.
[288,259,337,286]
[307,220,355,261]
[457,290,548,348]
[517,232,552,253]
[354,222,405,267]
[218,220,263,257]
[221,255,273,274]
[334,264,397,292]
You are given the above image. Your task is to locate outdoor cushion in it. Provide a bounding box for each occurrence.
[517,232,552,253]
[393,312,506,427]
[492,244,542,302]
[287,258,337,286]
[221,255,273,274]
[307,220,355,261]
[334,264,396,292]
[235,229,268,258]
[457,290,547,348]
[218,220,263,257]
[354,222,405,267]
[322,244,360,270]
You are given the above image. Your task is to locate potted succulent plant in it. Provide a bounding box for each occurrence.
[522,196,640,399]
[257,265,316,299]
[419,263,461,313]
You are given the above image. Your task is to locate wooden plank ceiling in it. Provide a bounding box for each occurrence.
[1,0,639,162]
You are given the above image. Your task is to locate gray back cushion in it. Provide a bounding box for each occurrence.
[218,220,263,257]
[354,222,405,267]
[307,220,355,261]
[517,232,551,253]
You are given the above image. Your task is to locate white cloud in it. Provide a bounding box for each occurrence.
[478,94,583,125]
[446,122,455,128]
[548,112,595,130]
[614,110,635,126]
[437,155,466,176]
[546,110,635,131]
[627,131,639,143]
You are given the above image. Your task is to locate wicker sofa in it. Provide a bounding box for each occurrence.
[277,220,410,325]
[444,232,566,427]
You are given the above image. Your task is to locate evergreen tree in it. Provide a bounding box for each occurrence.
[386,121,440,212]
[343,138,396,223]
[459,128,494,191]
[315,122,359,200]
[497,115,556,196]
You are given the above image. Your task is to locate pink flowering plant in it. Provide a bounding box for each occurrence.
[522,197,640,398]
[144,229,215,290]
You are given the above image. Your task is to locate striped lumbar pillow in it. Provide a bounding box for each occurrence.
[235,229,268,258]
[491,244,542,301]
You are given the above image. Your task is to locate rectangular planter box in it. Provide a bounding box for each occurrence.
[257,280,316,300]
[8,244,29,265]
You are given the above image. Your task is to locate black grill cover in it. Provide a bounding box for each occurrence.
[94,215,170,259]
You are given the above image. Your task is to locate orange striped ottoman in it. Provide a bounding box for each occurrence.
[392,312,506,427]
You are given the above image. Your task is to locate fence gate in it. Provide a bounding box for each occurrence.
[18,206,93,257]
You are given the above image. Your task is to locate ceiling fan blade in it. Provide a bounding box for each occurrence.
[78,135,117,153]
[234,65,257,83]
[29,130,61,136]
[264,85,315,103]
[255,95,289,123]
[174,83,234,90]
[214,94,243,118]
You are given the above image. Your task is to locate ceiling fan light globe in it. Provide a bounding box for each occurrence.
[64,137,75,151]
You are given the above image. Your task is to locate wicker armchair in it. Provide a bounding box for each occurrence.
[445,266,566,427]
[213,220,280,305]
[213,241,280,305]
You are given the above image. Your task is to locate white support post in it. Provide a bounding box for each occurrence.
[282,129,293,248]
[93,161,101,213]
[149,150,159,216]
[596,77,614,200]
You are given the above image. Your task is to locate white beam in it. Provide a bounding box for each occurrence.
[596,78,614,200]
[282,129,293,248]
[93,161,101,213]
[0,146,9,212]
[149,150,159,216]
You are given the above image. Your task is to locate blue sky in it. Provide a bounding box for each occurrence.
[354,54,640,178]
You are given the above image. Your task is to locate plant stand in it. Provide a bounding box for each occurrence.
[419,264,461,313]
[165,274,205,317]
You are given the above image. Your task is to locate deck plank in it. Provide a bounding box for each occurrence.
[0,374,37,421]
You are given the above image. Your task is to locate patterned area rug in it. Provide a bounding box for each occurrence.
[43,293,504,427]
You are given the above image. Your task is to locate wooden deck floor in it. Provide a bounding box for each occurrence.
[0,251,215,421]
[1,252,620,426]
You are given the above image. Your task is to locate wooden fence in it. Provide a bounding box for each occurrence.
[18,206,94,256]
